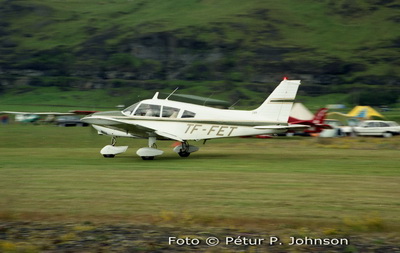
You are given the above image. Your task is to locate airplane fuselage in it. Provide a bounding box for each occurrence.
[81,79,304,159]
[85,110,289,141]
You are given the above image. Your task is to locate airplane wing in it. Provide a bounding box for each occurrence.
[83,116,184,142]
[69,110,99,115]
[1,111,75,115]
[154,131,184,142]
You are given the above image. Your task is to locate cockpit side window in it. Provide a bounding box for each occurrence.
[122,102,140,116]
[134,103,161,117]
[162,106,180,118]
[182,110,196,118]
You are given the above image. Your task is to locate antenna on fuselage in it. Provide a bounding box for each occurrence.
[229,99,241,110]
[166,87,179,100]
[203,92,215,106]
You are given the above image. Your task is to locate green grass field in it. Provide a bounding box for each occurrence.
[1,124,399,233]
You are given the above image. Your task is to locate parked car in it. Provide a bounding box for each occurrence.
[341,120,400,137]
[55,116,89,127]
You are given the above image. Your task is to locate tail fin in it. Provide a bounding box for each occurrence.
[253,79,301,122]
[312,108,328,124]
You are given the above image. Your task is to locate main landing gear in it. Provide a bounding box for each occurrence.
[173,141,199,158]
[100,137,199,160]
[136,138,199,160]
[136,137,164,160]
[100,136,129,158]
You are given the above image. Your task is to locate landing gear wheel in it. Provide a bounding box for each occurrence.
[173,141,198,158]
[103,154,115,158]
[141,156,155,160]
[178,151,191,157]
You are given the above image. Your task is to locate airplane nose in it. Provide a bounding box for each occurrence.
[81,111,125,124]
[80,115,91,123]
[80,114,101,124]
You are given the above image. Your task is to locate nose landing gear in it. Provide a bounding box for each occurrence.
[100,136,129,158]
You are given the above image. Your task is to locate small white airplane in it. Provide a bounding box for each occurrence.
[81,78,308,160]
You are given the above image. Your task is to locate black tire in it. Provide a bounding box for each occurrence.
[178,152,191,157]
[141,156,155,160]
[103,154,115,158]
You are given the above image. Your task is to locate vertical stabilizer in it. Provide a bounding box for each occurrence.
[253,79,301,122]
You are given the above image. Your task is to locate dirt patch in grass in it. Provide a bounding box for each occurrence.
[0,221,399,252]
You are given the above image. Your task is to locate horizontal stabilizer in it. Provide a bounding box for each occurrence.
[285,124,311,131]
[289,121,333,129]
[314,124,333,129]
[254,124,310,131]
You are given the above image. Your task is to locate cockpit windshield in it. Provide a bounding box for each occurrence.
[122,102,140,116]
[134,103,161,117]
[122,102,184,118]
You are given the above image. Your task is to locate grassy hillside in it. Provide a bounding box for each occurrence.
[0,0,399,106]
[5,0,261,49]
[5,0,399,53]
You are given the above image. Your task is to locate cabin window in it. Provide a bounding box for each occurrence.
[122,102,140,116]
[162,106,180,118]
[182,110,196,118]
[134,103,161,117]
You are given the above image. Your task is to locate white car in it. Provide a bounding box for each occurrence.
[342,120,400,137]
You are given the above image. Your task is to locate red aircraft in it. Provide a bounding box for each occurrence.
[288,108,332,135]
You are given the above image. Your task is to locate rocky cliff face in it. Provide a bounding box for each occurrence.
[0,1,399,98]
[0,29,365,90]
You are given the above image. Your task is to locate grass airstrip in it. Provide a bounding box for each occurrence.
[1,124,399,233]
